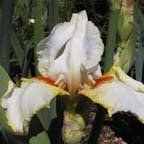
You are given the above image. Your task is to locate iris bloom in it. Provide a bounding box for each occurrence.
[1,11,144,136]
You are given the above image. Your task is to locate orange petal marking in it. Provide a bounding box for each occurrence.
[35,76,57,86]
[94,76,113,87]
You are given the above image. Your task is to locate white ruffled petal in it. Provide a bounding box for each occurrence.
[1,78,68,134]
[83,21,104,72]
[66,11,104,94]
[37,13,78,76]
[37,10,104,95]
[79,79,144,124]
[66,10,88,95]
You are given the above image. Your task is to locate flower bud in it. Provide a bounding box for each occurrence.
[109,0,121,10]
[62,111,85,144]
[117,0,135,73]
[118,0,134,47]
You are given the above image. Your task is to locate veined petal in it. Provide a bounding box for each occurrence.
[79,77,144,124]
[1,78,68,134]
[37,13,78,76]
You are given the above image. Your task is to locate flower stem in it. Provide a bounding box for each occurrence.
[34,0,45,75]
[88,105,107,144]
[103,9,120,72]
[48,0,59,31]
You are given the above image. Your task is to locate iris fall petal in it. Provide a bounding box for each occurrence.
[79,66,144,124]
[1,78,68,134]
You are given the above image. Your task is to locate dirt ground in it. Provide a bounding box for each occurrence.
[81,104,144,144]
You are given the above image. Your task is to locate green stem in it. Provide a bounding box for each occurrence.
[0,0,15,73]
[103,9,120,72]
[48,0,59,31]
[88,106,107,144]
[134,4,144,82]
[34,0,45,75]
[88,9,120,144]
[56,97,65,144]
[10,28,26,70]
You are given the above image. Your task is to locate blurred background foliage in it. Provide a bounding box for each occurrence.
[0,0,143,80]
[1,0,110,81]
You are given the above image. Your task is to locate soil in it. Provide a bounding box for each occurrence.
[81,112,127,144]
[81,104,144,144]
[99,125,127,144]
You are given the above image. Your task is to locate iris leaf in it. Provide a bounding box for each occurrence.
[29,131,50,144]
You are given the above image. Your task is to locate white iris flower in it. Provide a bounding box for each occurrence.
[1,11,144,135]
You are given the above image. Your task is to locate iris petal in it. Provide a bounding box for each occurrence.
[37,13,78,77]
[109,65,144,92]
[79,67,144,124]
[37,10,104,95]
[1,78,68,134]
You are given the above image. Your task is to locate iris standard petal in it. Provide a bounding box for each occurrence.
[66,11,104,95]
[66,10,88,95]
[83,21,104,72]
[79,76,144,124]
[37,10,104,95]
[1,78,68,134]
[37,13,78,76]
